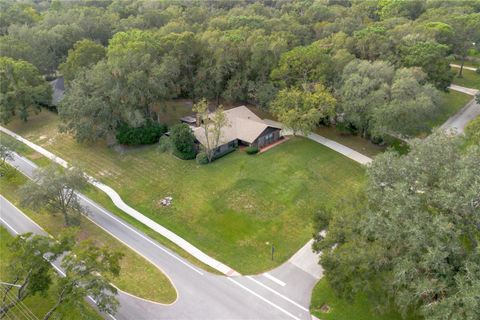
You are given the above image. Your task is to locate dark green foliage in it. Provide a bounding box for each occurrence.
[0,57,52,124]
[116,121,167,146]
[314,133,480,320]
[195,151,209,165]
[245,146,259,154]
[169,123,197,160]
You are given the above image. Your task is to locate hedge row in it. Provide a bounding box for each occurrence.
[116,121,168,145]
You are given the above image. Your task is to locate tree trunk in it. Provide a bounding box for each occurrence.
[459,56,465,77]
[43,288,66,320]
[42,299,63,320]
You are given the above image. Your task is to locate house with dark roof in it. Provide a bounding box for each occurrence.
[182,106,283,159]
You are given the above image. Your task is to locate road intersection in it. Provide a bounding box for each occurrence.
[1,152,320,320]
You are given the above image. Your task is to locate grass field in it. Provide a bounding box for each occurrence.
[427,90,473,129]
[310,278,421,320]
[4,110,365,274]
[0,226,103,320]
[0,167,177,304]
[452,68,480,89]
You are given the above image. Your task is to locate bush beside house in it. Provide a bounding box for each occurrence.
[196,152,209,164]
[170,124,197,160]
[245,146,259,154]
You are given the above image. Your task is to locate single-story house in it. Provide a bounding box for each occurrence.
[183,106,283,159]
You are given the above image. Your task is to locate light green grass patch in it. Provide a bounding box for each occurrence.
[452,68,480,89]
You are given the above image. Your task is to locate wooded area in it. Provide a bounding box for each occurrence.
[1,0,479,143]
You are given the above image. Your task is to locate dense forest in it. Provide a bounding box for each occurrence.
[1,0,479,143]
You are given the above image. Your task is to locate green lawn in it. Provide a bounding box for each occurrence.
[452,59,479,69]
[0,167,177,304]
[310,278,421,320]
[0,226,102,320]
[452,68,480,89]
[427,90,473,129]
[4,110,365,274]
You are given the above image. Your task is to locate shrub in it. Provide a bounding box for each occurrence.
[174,149,196,160]
[245,146,259,154]
[158,136,174,153]
[170,124,197,159]
[196,151,209,164]
[116,121,167,145]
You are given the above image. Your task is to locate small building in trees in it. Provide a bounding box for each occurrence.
[182,106,283,159]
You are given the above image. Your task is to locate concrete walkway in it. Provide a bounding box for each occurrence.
[450,63,478,72]
[0,125,240,277]
[264,119,373,165]
[441,97,480,134]
[449,84,479,96]
[442,84,479,134]
[306,132,372,165]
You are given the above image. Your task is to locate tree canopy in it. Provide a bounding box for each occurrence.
[0,56,51,124]
[314,132,480,320]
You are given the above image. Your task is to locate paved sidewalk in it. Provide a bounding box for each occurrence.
[264,119,373,165]
[0,125,240,277]
[306,133,372,165]
[449,84,479,96]
[450,63,477,72]
[440,97,480,134]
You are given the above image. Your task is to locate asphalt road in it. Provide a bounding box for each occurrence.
[1,152,318,320]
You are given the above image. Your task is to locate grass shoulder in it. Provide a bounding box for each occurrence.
[310,278,421,320]
[0,167,177,304]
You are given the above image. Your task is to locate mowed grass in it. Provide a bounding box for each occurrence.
[427,90,473,129]
[452,68,480,89]
[0,168,177,303]
[5,110,365,274]
[0,226,103,320]
[315,126,385,157]
[310,278,421,320]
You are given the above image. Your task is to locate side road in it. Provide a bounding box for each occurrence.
[444,85,480,134]
[0,125,240,277]
[3,152,315,320]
